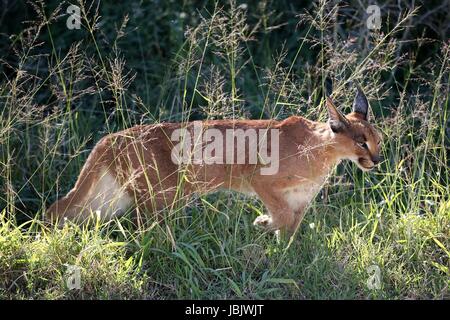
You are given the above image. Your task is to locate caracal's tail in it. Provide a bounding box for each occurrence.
[46,137,133,225]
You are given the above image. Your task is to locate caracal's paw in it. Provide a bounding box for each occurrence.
[253,214,274,230]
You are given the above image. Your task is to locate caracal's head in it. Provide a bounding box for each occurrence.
[326,87,383,171]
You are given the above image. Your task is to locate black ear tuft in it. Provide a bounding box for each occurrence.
[325,76,333,97]
[353,86,369,121]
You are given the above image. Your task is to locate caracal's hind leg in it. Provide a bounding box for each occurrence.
[46,137,133,225]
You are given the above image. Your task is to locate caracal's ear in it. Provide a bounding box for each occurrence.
[326,96,349,133]
[352,85,369,121]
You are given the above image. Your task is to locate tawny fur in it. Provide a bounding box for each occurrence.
[47,95,382,235]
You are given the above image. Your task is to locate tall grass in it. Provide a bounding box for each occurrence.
[0,0,448,299]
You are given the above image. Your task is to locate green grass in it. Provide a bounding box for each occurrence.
[0,0,449,299]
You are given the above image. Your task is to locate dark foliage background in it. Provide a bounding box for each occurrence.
[1,1,448,116]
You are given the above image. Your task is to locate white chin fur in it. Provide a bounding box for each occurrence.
[358,165,373,172]
[351,158,373,172]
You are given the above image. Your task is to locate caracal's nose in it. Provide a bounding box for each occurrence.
[372,155,382,165]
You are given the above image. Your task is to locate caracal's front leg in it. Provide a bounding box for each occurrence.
[251,183,296,233]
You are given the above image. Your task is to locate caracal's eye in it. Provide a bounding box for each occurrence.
[358,142,369,150]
